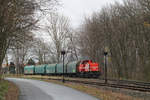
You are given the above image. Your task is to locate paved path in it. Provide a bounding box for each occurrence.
[6,78,100,100]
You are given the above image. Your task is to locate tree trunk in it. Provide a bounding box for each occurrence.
[0,37,9,79]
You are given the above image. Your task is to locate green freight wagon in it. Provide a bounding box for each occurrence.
[46,64,57,75]
[56,63,67,74]
[24,65,35,75]
[56,63,63,74]
[67,61,79,74]
[34,65,46,75]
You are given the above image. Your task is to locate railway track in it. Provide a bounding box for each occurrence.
[22,75,150,92]
[47,77,150,92]
[108,78,150,87]
[69,80,150,92]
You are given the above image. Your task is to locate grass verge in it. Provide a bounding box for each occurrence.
[5,81,19,100]
[0,80,9,100]
[0,80,19,100]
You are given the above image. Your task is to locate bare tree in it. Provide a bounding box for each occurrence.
[0,0,59,77]
[31,38,49,64]
[66,30,79,61]
[0,0,39,77]
[78,0,150,81]
[46,13,71,63]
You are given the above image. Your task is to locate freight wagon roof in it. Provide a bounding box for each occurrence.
[46,64,57,68]
[67,61,79,65]
[24,65,34,69]
[35,64,47,67]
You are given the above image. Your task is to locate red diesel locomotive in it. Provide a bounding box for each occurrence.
[74,60,101,77]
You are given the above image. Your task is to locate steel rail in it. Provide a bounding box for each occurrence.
[47,77,150,92]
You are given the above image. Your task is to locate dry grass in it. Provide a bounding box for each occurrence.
[0,77,19,100]
[5,81,19,100]
[0,80,9,100]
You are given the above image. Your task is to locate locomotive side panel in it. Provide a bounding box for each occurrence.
[77,60,101,77]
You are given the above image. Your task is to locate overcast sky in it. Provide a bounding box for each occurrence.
[36,0,123,42]
[58,0,123,28]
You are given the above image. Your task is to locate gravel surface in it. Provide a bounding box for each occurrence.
[6,78,99,100]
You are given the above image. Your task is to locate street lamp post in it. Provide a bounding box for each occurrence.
[104,51,108,84]
[61,50,66,83]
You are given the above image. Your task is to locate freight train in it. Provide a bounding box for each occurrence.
[24,60,101,78]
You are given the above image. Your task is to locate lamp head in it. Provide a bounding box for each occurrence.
[61,50,66,55]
